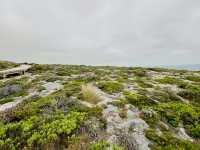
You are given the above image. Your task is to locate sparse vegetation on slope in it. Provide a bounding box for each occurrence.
[0,61,199,150]
[0,60,18,71]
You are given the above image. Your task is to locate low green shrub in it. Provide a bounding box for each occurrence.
[29,64,53,74]
[156,102,198,127]
[135,78,153,88]
[98,81,123,94]
[155,102,200,138]
[185,124,200,139]
[55,67,72,76]
[150,89,181,103]
[0,97,14,105]
[156,76,187,88]
[0,91,28,105]
[132,68,147,77]
[87,106,107,129]
[63,80,84,97]
[123,91,156,108]
[108,99,127,108]
[186,76,200,82]
[27,112,86,147]
[0,111,86,149]
[145,129,200,150]
[0,61,18,71]
[89,140,110,150]
[89,141,123,150]
[178,85,200,105]
[140,111,159,128]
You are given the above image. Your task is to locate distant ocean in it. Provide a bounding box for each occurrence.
[163,64,200,71]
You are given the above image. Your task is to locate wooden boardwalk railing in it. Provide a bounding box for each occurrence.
[0,65,31,78]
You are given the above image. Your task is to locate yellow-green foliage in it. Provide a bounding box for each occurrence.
[29,64,54,74]
[132,67,147,77]
[0,77,31,104]
[81,84,102,104]
[0,111,86,149]
[156,76,187,88]
[98,81,123,94]
[145,129,200,150]
[186,75,200,82]
[108,99,127,108]
[63,80,84,97]
[178,85,200,105]
[89,140,124,150]
[123,91,156,108]
[0,60,18,71]
[135,78,153,88]
[1,61,200,149]
[155,102,200,138]
[150,89,181,103]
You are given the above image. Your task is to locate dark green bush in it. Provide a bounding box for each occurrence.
[132,68,147,77]
[185,124,200,139]
[89,140,123,150]
[186,76,200,82]
[135,78,153,88]
[178,85,200,105]
[108,99,127,108]
[123,91,156,108]
[145,129,200,150]
[155,102,200,138]
[140,111,159,128]
[0,61,18,71]
[156,76,187,88]
[0,111,86,150]
[29,64,54,74]
[98,81,123,94]
[150,88,182,103]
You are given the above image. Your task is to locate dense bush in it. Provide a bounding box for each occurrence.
[150,89,181,103]
[1,61,200,149]
[0,85,23,98]
[0,77,32,104]
[132,67,147,77]
[140,110,159,128]
[0,111,86,149]
[29,64,54,74]
[89,140,123,150]
[0,61,18,71]
[123,91,156,108]
[135,78,153,88]
[145,129,200,150]
[63,80,84,97]
[155,102,200,138]
[98,81,123,94]
[108,99,127,108]
[178,85,200,105]
[186,76,200,82]
[156,76,188,88]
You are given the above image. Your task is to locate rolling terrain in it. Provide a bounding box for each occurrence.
[0,61,200,150]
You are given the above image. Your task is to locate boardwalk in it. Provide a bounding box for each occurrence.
[0,65,31,78]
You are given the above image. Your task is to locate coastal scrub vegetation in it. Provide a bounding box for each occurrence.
[0,61,199,150]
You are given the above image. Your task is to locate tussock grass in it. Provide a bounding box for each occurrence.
[81,84,102,104]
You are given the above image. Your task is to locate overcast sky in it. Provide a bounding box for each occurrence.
[0,0,200,66]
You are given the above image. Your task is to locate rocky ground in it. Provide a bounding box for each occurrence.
[0,61,200,150]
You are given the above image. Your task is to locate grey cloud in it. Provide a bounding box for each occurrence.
[0,0,200,66]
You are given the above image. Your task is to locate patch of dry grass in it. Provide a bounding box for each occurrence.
[81,84,102,104]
